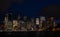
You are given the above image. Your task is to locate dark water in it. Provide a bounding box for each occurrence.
[0,31,60,37]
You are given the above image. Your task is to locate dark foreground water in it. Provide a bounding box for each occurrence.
[0,31,60,37]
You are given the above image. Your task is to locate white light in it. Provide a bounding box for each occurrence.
[13,20,18,26]
[40,16,45,21]
[36,18,39,25]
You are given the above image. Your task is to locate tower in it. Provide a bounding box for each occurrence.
[17,15,21,31]
[31,17,35,29]
[12,20,18,31]
[36,18,40,25]
[4,14,8,31]
[31,17,34,27]
[23,16,27,28]
[39,16,46,31]
[50,17,54,27]
[35,18,40,31]
[4,13,13,32]
[50,17,57,31]
[40,16,46,27]
[7,13,13,32]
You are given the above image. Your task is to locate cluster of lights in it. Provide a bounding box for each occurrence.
[0,13,58,32]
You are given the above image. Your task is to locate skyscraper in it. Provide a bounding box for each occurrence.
[12,20,18,31]
[4,14,8,31]
[17,15,21,31]
[39,16,46,31]
[30,17,35,31]
[7,21,12,31]
[4,13,13,32]
[36,18,40,25]
[35,18,40,31]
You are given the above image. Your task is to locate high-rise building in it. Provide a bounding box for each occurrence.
[46,16,56,31]
[35,18,40,31]
[4,13,13,32]
[7,21,12,31]
[27,21,31,31]
[39,16,46,31]
[40,16,46,27]
[23,16,27,21]
[12,20,18,31]
[36,18,40,25]
[49,17,55,27]
[40,16,46,21]
[23,16,28,28]
[50,17,57,31]
[17,15,21,31]
[30,17,35,31]
[4,14,8,31]
[31,17,34,27]
[53,21,56,27]
[8,13,13,32]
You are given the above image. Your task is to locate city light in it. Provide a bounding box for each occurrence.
[0,13,60,32]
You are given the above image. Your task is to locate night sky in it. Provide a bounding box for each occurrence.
[0,0,60,23]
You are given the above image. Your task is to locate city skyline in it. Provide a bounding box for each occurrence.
[0,0,60,23]
[0,13,60,25]
[0,14,57,31]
